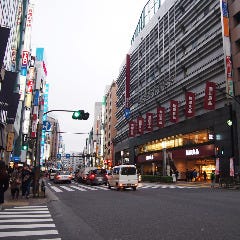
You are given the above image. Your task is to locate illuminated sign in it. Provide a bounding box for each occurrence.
[186,149,200,156]
[22,51,29,67]
[146,155,154,160]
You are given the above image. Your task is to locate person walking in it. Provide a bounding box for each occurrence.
[21,165,32,199]
[0,160,9,210]
[10,165,21,200]
[210,170,216,188]
[203,171,207,182]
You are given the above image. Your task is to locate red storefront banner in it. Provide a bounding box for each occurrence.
[170,100,179,123]
[156,107,165,128]
[146,113,153,131]
[137,117,144,134]
[185,92,195,118]
[125,54,130,108]
[129,121,136,137]
[204,82,216,110]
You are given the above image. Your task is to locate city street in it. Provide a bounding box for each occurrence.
[1,181,240,240]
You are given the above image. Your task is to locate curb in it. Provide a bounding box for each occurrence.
[3,186,59,208]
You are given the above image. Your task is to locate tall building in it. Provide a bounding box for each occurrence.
[0,0,34,164]
[228,0,240,171]
[114,0,239,179]
[104,81,117,168]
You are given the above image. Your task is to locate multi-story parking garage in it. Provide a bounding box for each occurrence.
[114,0,239,180]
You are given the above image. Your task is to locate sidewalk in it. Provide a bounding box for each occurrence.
[3,186,58,208]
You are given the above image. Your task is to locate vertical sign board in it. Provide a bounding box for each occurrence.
[221,0,234,97]
[6,132,14,152]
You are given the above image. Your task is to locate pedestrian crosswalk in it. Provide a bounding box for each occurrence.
[47,182,199,193]
[0,205,61,239]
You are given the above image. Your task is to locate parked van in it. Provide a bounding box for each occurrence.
[107,165,138,191]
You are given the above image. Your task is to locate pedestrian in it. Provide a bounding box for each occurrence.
[175,170,179,181]
[186,169,190,182]
[10,165,21,200]
[0,160,9,210]
[21,165,32,199]
[193,169,197,181]
[210,170,215,188]
[203,171,207,182]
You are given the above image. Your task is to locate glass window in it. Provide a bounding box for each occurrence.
[121,167,136,175]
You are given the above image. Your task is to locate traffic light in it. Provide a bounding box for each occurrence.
[227,119,233,126]
[22,143,28,151]
[72,110,89,120]
[22,134,28,151]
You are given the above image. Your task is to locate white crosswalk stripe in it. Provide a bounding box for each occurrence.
[47,182,199,193]
[0,205,61,239]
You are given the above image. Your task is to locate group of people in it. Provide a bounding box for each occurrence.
[0,160,34,210]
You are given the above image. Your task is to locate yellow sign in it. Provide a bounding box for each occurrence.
[6,132,14,152]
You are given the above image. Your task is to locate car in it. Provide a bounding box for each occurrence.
[85,168,108,185]
[53,171,72,184]
[75,167,96,183]
[49,169,58,181]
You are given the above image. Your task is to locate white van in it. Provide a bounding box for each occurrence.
[107,165,138,191]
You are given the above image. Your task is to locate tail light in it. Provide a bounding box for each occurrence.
[89,174,95,180]
[56,175,61,179]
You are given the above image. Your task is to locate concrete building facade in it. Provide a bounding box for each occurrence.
[114,0,239,180]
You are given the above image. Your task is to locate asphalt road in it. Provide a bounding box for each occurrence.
[46,181,240,240]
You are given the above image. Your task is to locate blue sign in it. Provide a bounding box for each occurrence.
[13,156,20,162]
[124,108,131,119]
[66,154,70,159]
[42,121,51,131]
[57,154,61,159]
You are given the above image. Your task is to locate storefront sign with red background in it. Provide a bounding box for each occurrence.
[185,92,195,118]
[157,107,165,128]
[136,144,215,163]
[146,113,153,131]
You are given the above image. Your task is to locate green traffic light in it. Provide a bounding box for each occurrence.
[72,110,82,119]
[22,145,28,150]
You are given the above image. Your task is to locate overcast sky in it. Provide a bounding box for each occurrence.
[31,0,152,153]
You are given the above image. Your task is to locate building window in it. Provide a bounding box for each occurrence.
[236,39,240,53]
[233,11,240,26]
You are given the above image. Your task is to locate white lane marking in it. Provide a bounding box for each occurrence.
[50,186,63,192]
[38,238,61,240]
[70,186,87,191]
[91,185,109,190]
[139,185,151,189]
[76,184,98,190]
[0,230,58,238]
[59,186,75,191]
[0,211,49,215]
[0,223,56,229]
[5,208,48,211]
[0,214,51,218]
[151,185,161,189]
[0,218,53,223]
[38,239,61,240]
[14,206,47,208]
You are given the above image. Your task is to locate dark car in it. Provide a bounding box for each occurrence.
[86,169,108,185]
